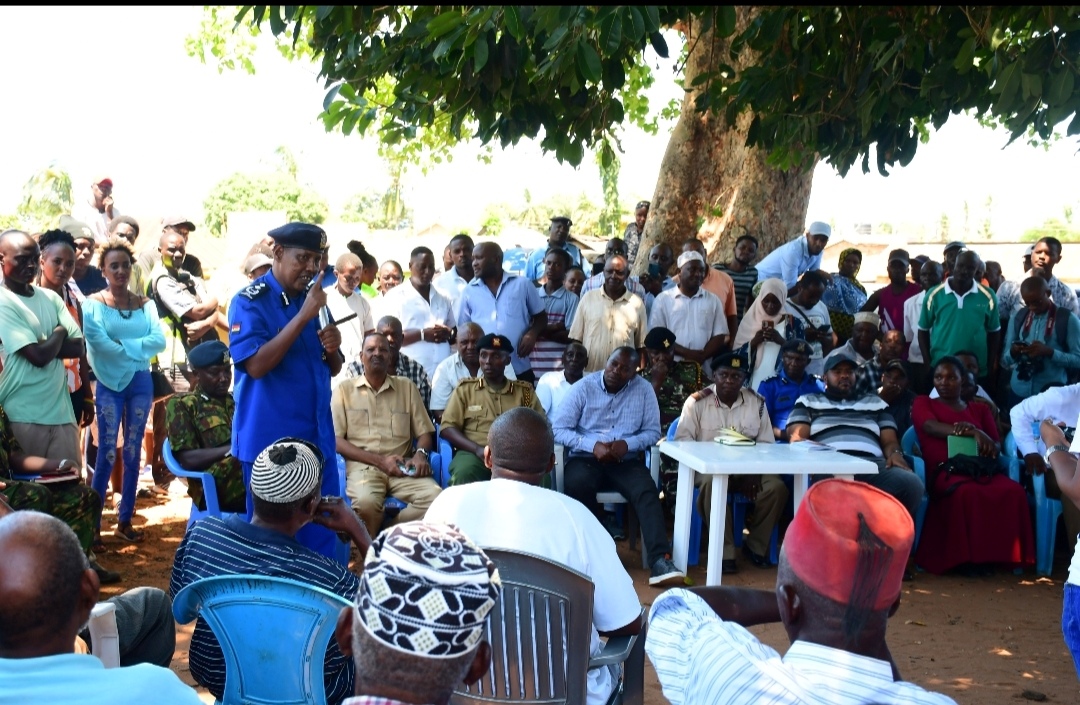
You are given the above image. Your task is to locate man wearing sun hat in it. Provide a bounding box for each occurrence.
[334,521,501,704]
[171,437,371,705]
[647,478,956,704]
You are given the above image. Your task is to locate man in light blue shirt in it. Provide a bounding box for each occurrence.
[460,242,547,383]
[1001,276,1080,403]
[551,346,683,586]
[524,216,583,282]
[756,221,832,294]
[0,511,203,704]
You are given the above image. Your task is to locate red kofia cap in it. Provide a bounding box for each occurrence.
[784,478,913,611]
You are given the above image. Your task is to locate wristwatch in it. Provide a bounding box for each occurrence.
[1044,444,1073,464]
[414,448,429,458]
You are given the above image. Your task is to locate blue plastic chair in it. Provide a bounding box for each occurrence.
[1022,423,1065,576]
[163,439,242,530]
[900,427,929,550]
[172,575,351,705]
[338,448,445,529]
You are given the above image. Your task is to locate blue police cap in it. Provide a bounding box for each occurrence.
[268,222,327,252]
[781,338,814,357]
[710,351,749,372]
[188,341,231,369]
[477,333,513,354]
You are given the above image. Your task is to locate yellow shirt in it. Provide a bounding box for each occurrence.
[568,288,648,372]
[331,374,435,476]
[440,377,545,446]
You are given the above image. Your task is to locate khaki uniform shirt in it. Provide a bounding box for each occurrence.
[331,374,435,476]
[675,386,775,444]
[568,288,648,372]
[441,377,545,446]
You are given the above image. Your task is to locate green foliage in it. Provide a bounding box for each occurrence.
[225,5,1080,176]
[1022,218,1080,242]
[203,170,328,236]
[341,185,413,230]
[15,164,73,231]
[479,190,605,236]
[596,138,623,238]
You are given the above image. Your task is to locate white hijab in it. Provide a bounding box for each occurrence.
[733,278,789,349]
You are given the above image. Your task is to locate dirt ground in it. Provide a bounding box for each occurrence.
[101,481,1080,705]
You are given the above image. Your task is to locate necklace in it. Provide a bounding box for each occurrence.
[109,289,135,319]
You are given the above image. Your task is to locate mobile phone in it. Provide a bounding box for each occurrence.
[647,263,661,278]
[398,462,417,476]
[762,320,774,330]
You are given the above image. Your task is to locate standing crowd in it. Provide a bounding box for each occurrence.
[1,176,1079,704]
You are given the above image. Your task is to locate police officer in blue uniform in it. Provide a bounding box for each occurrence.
[228,222,344,560]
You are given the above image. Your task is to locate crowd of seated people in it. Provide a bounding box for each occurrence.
[3,179,1080,703]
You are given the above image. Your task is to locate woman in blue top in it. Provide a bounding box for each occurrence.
[821,248,867,343]
[83,238,166,542]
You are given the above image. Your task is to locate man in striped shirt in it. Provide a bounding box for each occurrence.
[647,479,956,705]
[786,351,923,523]
[529,248,579,376]
[170,439,372,705]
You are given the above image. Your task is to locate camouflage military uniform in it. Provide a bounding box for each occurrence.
[0,407,100,554]
[441,377,545,485]
[165,392,247,513]
[639,360,704,504]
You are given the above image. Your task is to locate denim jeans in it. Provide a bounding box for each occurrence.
[91,370,153,526]
[1065,583,1080,679]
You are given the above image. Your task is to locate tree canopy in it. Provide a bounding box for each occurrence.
[228,6,1080,176]
[203,158,329,236]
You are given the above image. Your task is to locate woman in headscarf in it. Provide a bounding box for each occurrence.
[821,248,867,343]
[734,278,806,390]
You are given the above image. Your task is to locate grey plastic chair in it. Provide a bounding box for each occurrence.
[453,548,646,705]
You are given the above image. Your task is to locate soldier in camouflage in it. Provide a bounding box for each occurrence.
[0,405,114,580]
[440,334,546,485]
[165,341,246,513]
[639,327,705,507]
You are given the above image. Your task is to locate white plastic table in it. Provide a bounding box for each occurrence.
[659,441,878,586]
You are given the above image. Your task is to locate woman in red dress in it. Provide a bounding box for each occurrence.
[912,356,1035,574]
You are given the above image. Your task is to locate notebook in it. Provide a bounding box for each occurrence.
[947,435,979,458]
[714,428,756,446]
[790,440,834,452]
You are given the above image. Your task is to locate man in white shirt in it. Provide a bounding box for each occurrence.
[755,221,831,294]
[72,175,118,245]
[649,251,728,366]
[535,342,588,416]
[381,246,455,378]
[326,253,375,384]
[647,478,956,705]
[902,261,942,394]
[1010,383,1080,549]
[432,233,474,321]
[429,322,517,421]
[426,407,643,705]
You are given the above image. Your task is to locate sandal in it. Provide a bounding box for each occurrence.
[115,523,145,543]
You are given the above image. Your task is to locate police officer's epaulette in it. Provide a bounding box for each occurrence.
[457,377,483,389]
[510,380,535,408]
[238,281,269,300]
[691,387,714,402]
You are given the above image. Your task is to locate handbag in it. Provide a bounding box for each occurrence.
[936,454,1003,497]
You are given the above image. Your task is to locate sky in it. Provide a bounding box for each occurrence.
[1,5,1077,241]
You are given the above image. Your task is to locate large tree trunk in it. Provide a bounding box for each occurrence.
[637,7,818,271]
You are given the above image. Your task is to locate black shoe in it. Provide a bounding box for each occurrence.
[649,556,685,586]
[722,559,739,575]
[601,514,626,541]
[742,544,770,568]
[90,559,121,585]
